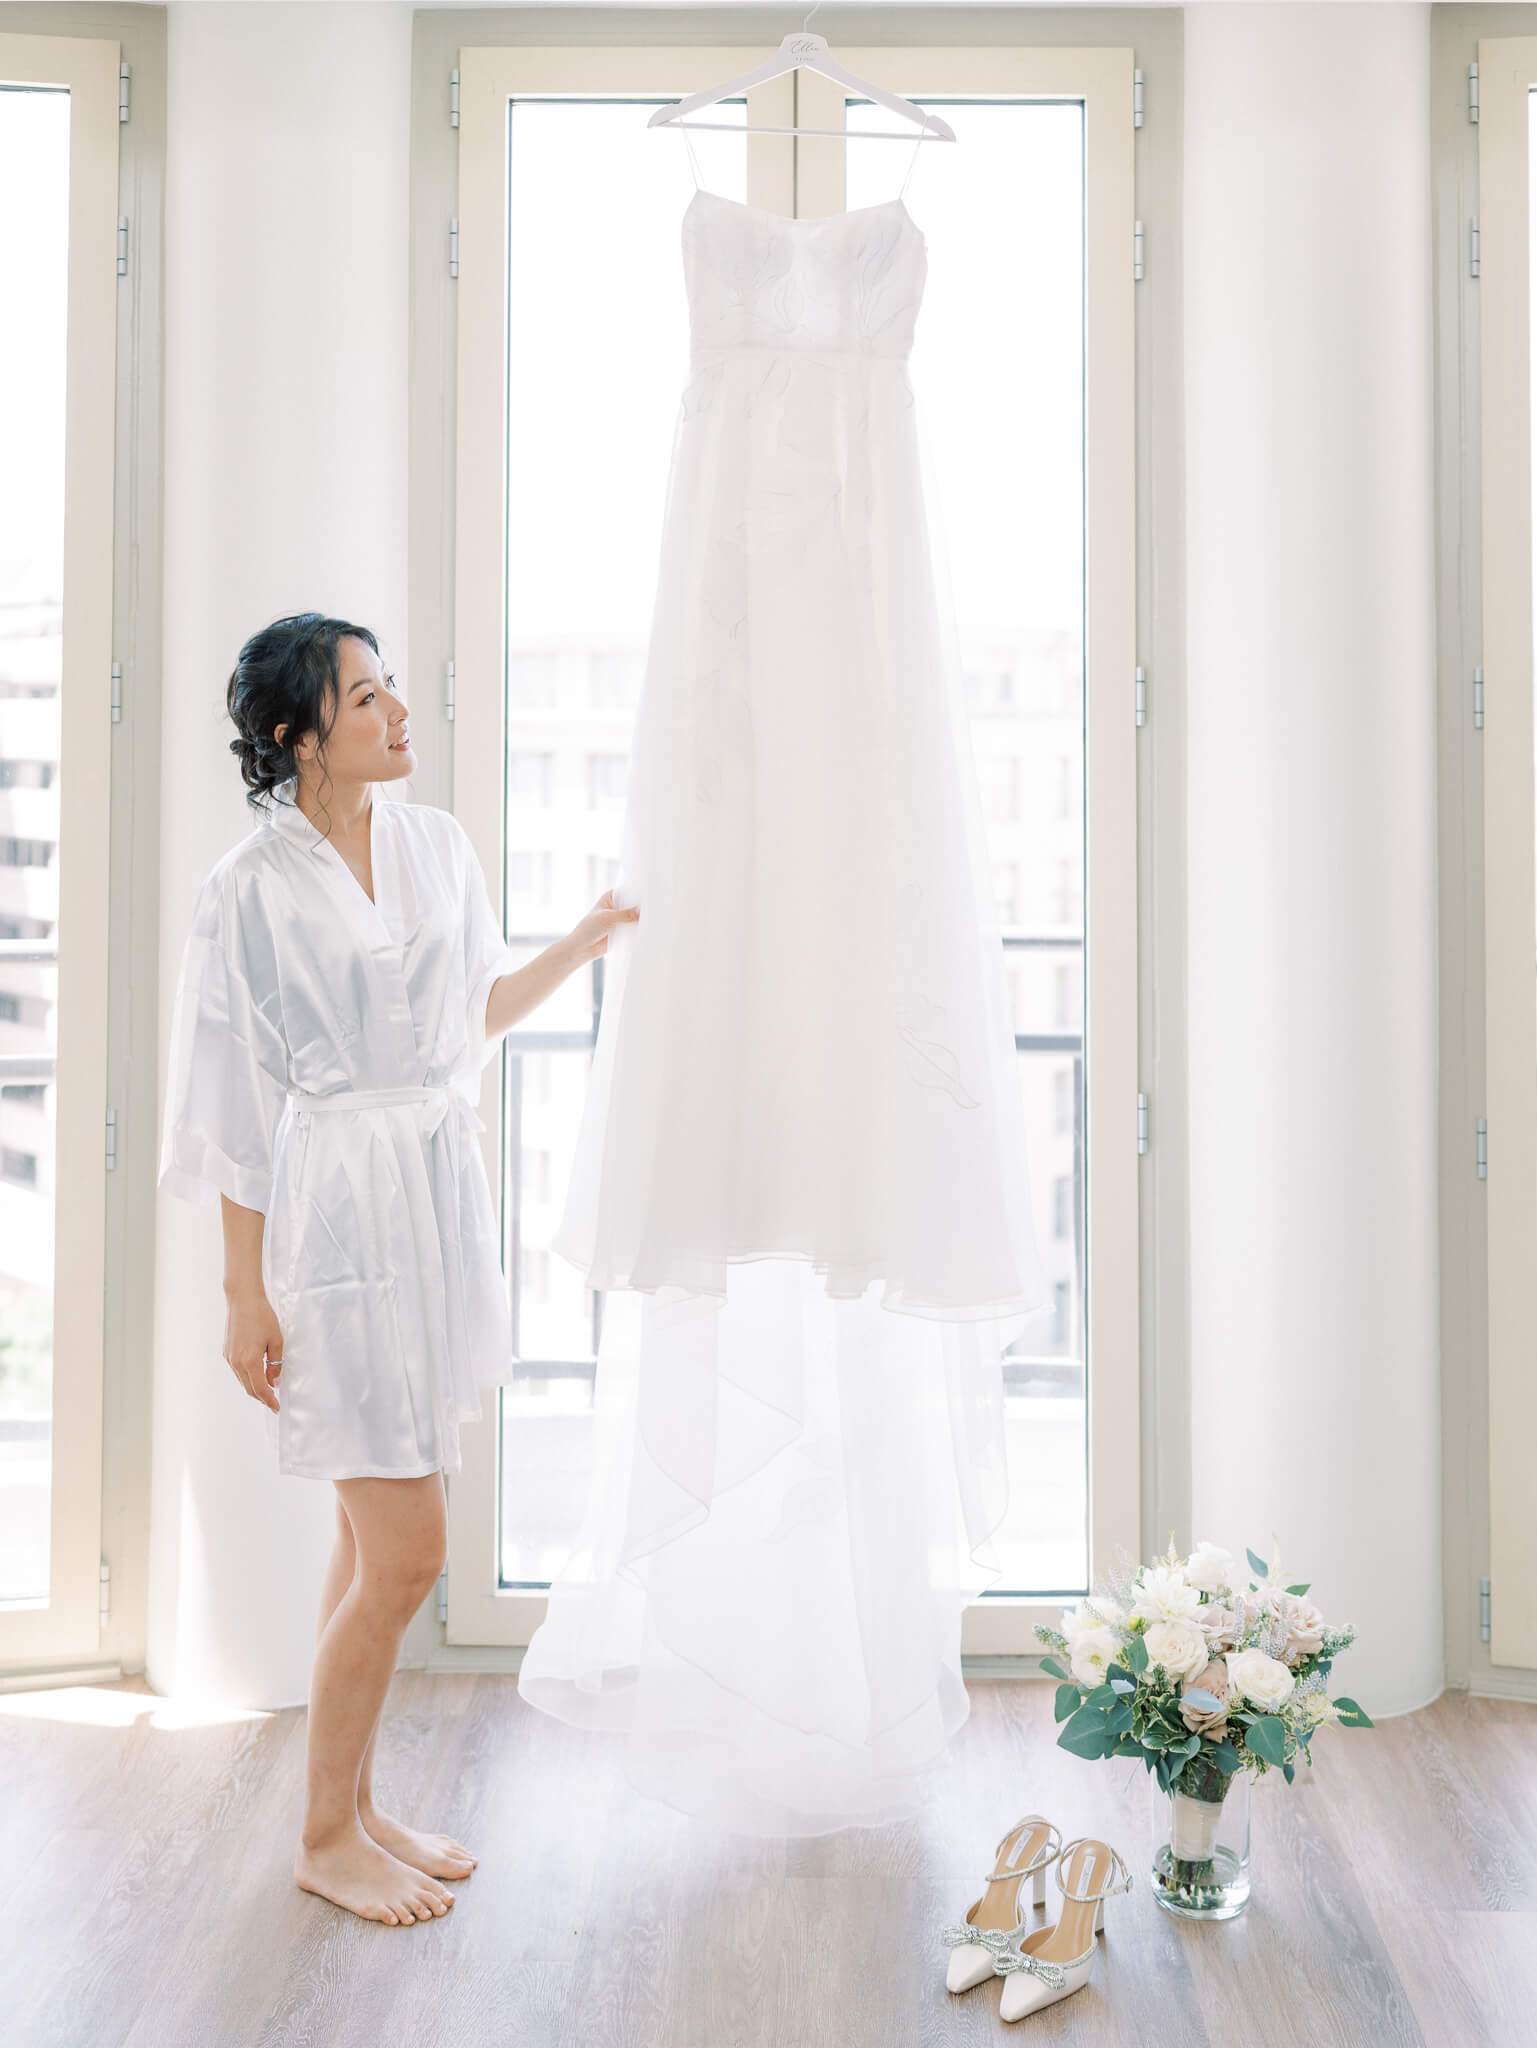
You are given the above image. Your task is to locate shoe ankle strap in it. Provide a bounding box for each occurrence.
[1055,1837,1133,1903]
[988,1814,1061,1882]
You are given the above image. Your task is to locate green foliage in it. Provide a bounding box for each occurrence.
[1331,1696,1374,1728]
[1246,1715,1288,1767]
[1058,1705,1112,1761]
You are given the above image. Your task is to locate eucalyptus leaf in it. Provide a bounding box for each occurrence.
[1086,1683,1118,1711]
[1246,1547,1270,1579]
[1125,1633,1150,1674]
[1054,1683,1081,1724]
[1210,1739,1242,1774]
[1282,1760,1295,1784]
[1331,1696,1374,1728]
[1285,1582,1311,1596]
[1058,1706,1112,1760]
[1109,1677,1136,1696]
[1182,1687,1224,1714]
[1107,1701,1135,1740]
[1039,1656,1070,1682]
[1246,1715,1287,1767]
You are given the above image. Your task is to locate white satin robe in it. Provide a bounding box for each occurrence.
[157,774,522,1479]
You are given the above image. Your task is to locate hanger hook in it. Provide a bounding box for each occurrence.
[802,0,822,31]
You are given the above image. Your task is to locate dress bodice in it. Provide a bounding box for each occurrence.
[681,190,928,362]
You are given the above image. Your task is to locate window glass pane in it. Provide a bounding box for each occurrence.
[0,84,69,1607]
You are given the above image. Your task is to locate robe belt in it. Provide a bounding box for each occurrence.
[286,1082,487,1140]
[283,1081,489,1466]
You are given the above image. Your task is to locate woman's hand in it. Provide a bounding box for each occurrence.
[565,889,640,965]
[223,1286,285,1413]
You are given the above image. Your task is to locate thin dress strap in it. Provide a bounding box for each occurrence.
[680,121,705,193]
[899,119,927,201]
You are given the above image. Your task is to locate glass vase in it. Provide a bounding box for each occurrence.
[1150,1767,1252,1919]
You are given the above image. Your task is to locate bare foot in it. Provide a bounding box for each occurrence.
[295,1824,457,1925]
[360,1805,477,1881]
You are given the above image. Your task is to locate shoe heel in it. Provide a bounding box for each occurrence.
[1032,1865,1047,1910]
[1094,1895,1106,1935]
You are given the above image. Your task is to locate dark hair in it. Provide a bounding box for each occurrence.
[225,613,380,812]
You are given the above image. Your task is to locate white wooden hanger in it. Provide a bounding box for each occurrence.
[647,3,956,146]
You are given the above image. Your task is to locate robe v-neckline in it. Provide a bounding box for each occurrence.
[263,775,400,949]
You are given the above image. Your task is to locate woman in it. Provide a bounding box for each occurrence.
[158,613,637,1926]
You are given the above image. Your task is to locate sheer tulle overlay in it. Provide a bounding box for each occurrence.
[517,172,1051,1835]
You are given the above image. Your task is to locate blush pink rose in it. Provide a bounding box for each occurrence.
[1179,1657,1232,1737]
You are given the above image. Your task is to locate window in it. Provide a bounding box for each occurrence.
[586,753,627,809]
[446,41,1138,1653]
[507,850,553,906]
[0,35,119,1668]
[507,751,553,805]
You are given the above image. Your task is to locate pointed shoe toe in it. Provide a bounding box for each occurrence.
[946,1944,998,1993]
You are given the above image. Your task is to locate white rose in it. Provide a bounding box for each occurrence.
[1183,1541,1236,1596]
[1068,1624,1122,1688]
[1142,1618,1209,1682]
[1228,1647,1296,1712]
[1130,1565,1203,1625]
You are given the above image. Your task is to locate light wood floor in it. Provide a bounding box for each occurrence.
[3,1672,1533,2046]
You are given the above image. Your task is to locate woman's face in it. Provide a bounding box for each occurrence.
[278,635,414,787]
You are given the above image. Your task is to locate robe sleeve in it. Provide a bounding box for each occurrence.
[456,816,522,1073]
[158,865,290,1213]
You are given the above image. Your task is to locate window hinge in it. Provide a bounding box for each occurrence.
[119,63,131,124]
[436,1566,448,1624]
[1470,217,1480,280]
[1476,1117,1487,1180]
[105,1108,117,1171]
[1135,665,1147,726]
[1137,1091,1149,1155]
[445,659,456,723]
[1468,62,1480,125]
[111,661,123,723]
[1133,219,1144,283]
[1479,1576,1491,1643]
[117,216,129,278]
[450,68,460,128]
[449,218,459,279]
[100,1559,111,1627]
[1473,667,1484,729]
[1133,68,1144,131]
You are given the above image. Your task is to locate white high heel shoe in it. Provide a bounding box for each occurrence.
[939,1814,1062,1994]
[992,1835,1132,2022]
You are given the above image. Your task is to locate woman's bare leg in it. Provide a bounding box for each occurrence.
[317,1489,476,1880]
[293,1472,457,1924]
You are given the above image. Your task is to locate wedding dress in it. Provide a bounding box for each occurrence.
[515,135,1051,1836]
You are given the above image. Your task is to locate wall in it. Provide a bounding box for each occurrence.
[148,0,414,1706]
[1184,1,1442,1715]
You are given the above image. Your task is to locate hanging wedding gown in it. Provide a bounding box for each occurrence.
[516,141,1051,1836]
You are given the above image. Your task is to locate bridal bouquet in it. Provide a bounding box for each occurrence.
[1034,1538,1372,1803]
